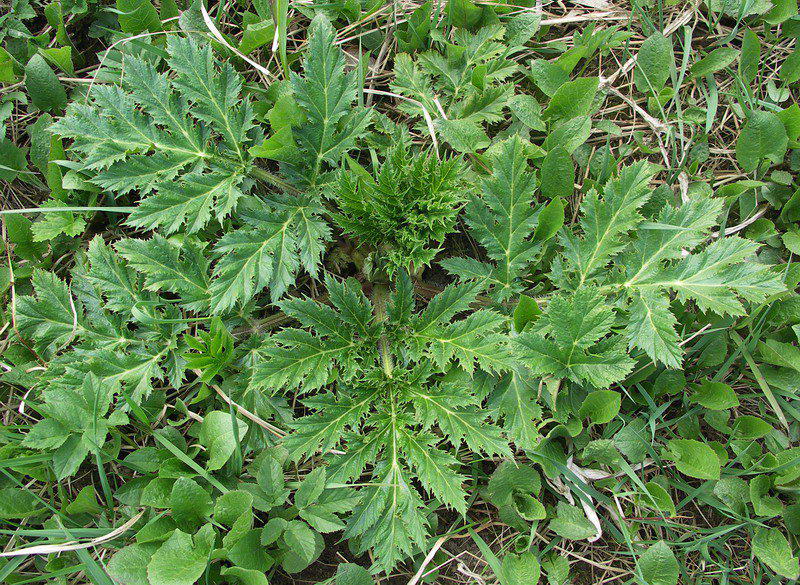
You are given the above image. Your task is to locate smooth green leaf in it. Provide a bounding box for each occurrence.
[335,563,374,585]
[690,48,738,78]
[780,47,800,84]
[147,528,212,585]
[436,118,491,152]
[635,33,673,93]
[639,541,679,585]
[739,29,760,85]
[108,546,150,585]
[539,146,573,201]
[221,567,270,585]
[736,111,788,172]
[731,415,773,439]
[25,54,67,112]
[689,381,739,410]
[666,439,721,480]
[513,295,541,333]
[579,390,622,424]
[0,489,41,519]
[282,520,318,565]
[752,527,800,580]
[499,551,540,585]
[116,0,161,34]
[549,503,595,540]
[198,411,249,471]
[543,77,598,121]
[170,477,212,530]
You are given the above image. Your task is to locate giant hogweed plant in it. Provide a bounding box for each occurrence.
[4,11,795,582]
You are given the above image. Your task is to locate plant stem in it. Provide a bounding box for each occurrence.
[0,206,135,215]
[248,165,302,195]
[371,281,394,378]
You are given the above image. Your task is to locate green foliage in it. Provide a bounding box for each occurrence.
[258,15,372,189]
[50,15,371,313]
[689,380,739,410]
[486,462,544,528]
[208,14,373,311]
[2,6,800,584]
[516,287,635,388]
[252,272,510,570]
[736,110,789,172]
[638,541,680,585]
[752,527,800,579]
[106,448,352,583]
[25,54,67,113]
[391,25,522,152]
[666,439,721,480]
[451,152,783,385]
[116,234,211,312]
[208,195,330,312]
[52,35,256,233]
[441,136,541,300]
[548,503,597,540]
[635,33,673,94]
[498,551,540,585]
[333,142,469,275]
[289,17,371,185]
[551,163,783,370]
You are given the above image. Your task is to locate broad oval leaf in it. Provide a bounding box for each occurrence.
[666,439,721,480]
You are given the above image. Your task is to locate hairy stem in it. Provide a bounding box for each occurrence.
[371,281,394,378]
[248,164,302,195]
